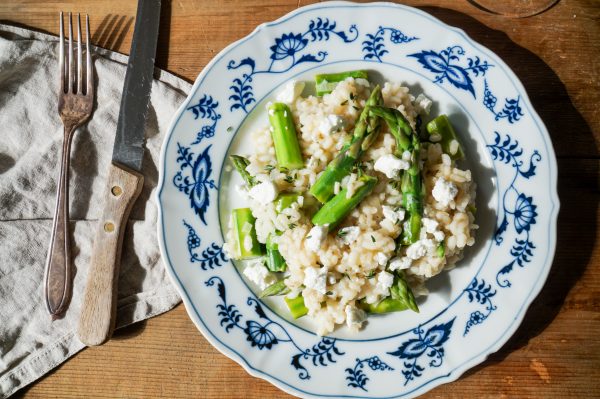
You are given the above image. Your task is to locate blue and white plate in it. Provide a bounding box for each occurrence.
[156,2,559,397]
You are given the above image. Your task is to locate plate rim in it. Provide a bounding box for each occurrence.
[155,2,560,397]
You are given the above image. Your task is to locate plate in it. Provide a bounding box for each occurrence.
[156,2,559,397]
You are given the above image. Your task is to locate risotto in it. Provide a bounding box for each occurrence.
[224,71,477,335]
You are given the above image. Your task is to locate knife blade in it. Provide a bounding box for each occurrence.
[78,0,161,346]
[113,0,161,172]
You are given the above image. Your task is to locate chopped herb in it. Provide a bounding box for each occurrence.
[325,291,333,296]
[337,229,348,237]
[264,164,275,171]
[306,235,312,240]
[226,126,234,133]
[342,272,350,279]
[352,105,359,110]
[349,92,355,100]
[288,223,297,229]
[366,271,376,279]
[284,174,295,183]
[341,99,349,106]
[371,235,376,243]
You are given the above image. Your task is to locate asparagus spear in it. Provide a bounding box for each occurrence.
[368,106,424,245]
[359,297,408,313]
[359,274,419,313]
[399,170,424,245]
[268,102,304,170]
[309,85,383,203]
[266,233,286,272]
[230,155,257,187]
[259,280,290,298]
[284,294,308,318]
[426,114,464,160]
[315,70,369,96]
[391,274,419,313]
[368,106,413,156]
[231,208,264,259]
[436,241,445,257]
[311,175,378,228]
[275,193,299,212]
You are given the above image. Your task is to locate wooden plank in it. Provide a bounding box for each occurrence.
[1,0,598,398]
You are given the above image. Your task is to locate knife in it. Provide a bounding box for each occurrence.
[78,0,161,346]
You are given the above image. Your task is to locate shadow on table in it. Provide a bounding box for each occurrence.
[417,6,598,376]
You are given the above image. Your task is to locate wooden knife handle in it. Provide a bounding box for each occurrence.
[78,163,143,346]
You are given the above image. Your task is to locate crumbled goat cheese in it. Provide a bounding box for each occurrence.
[243,235,253,252]
[402,150,412,162]
[345,305,367,329]
[382,205,406,224]
[422,218,439,234]
[305,224,329,252]
[414,93,433,114]
[377,271,395,292]
[433,230,445,242]
[248,180,278,205]
[243,259,275,290]
[334,181,341,195]
[432,178,458,206]
[304,266,327,294]
[376,252,391,266]
[276,80,305,104]
[374,154,410,179]
[389,256,412,271]
[318,114,345,135]
[406,239,436,260]
[338,226,360,244]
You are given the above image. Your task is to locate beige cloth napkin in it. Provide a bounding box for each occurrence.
[0,24,187,397]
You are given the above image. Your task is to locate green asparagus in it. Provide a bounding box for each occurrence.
[359,274,419,313]
[231,208,264,259]
[309,85,383,203]
[426,114,464,160]
[259,280,290,298]
[268,102,304,170]
[275,193,299,213]
[368,106,424,245]
[266,233,286,272]
[436,241,445,258]
[368,106,413,156]
[359,297,408,313]
[311,174,378,228]
[230,155,257,187]
[284,294,308,318]
[314,70,369,96]
[390,274,419,313]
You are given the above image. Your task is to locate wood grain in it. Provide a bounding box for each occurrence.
[78,163,144,346]
[1,0,598,398]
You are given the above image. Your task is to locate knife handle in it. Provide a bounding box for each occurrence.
[78,163,144,346]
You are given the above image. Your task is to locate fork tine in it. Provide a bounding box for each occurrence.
[59,12,64,93]
[68,12,73,93]
[77,14,82,94]
[86,14,93,95]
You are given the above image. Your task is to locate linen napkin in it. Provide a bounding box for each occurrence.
[0,24,187,397]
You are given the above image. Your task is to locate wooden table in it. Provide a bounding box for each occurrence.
[2,0,598,397]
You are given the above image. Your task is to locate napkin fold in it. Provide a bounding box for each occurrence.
[0,24,187,397]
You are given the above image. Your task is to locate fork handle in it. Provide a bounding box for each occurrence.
[77,163,143,346]
[44,125,77,317]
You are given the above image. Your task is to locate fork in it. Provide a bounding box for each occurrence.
[44,12,94,317]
